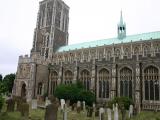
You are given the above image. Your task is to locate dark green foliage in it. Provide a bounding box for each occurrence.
[6,98,15,112]
[54,82,95,106]
[108,97,133,120]
[0,82,6,95]
[2,73,15,93]
[0,95,4,112]
[0,74,2,82]
[108,97,133,110]
[78,90,95,106]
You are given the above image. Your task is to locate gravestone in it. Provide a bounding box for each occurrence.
[92,103,96,120]
[107,108,112,120]
[82,101,86,111]
[66,100,70,107]
[60,99,65,111]
[99,107,105,120]
[112,104,115,111]
[6,98,15,112]
[129,104,133,118]
[77,101,81,113]
[71,103,76,111]
[114,103,118,120]
[44,96,59,120]
[45,97,51,107]
[63,104,69,120]
[32,99,37,109]
[21,102,29,118]
[86,106,93,117]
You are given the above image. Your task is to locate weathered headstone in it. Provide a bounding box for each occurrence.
[31,99,37,109]
[6,98,15,112]
[107,108,112,120]
[114,103,118,120]
[60,99,65,110]
[112,104,115,111]
[63,104,68,120]
[129,104,133,118]
[82,101,86,111]
[77,101,81,113]
[99,107,105,120]
[44,96,59,120]
[92,103,96,120]
[45,97,51,107]
[21,102,29,118]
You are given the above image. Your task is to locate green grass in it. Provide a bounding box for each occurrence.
[1,103,160,120]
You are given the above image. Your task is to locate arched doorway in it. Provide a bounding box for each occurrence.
[21,83,26,98]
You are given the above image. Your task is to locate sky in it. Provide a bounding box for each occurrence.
[0,0,160,76]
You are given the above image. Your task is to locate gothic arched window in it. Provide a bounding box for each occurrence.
[80,69,91,90]
[50,71,58,94]
[120,67,132,98]
[64,70,73,84]
[98,68,110,98]
[144,66,159,101]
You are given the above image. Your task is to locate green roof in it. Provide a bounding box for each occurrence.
[57,31,160,52]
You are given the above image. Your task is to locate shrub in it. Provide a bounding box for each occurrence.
[54,82,95,106]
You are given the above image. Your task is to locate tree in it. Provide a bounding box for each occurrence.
[54,82,95,106]
[78,90,95,106]
[108,97,133,120]
[0,74,2,82]
[2,73,15,93]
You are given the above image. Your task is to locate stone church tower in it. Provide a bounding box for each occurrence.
[12,0,69,101]
[31,0,69,59]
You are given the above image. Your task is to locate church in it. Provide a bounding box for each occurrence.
[12,0,160,111]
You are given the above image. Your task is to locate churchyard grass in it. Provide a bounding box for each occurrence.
[1,103,160,120]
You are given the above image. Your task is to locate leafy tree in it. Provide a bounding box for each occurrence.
[108,97,133,120]
[0,82,6,95]
[3,73,15,93]
[0,95,4,112]
[54,82,95,106]
[78,90,95,106]
[0,74,2,82]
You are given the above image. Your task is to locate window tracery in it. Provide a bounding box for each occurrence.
[144,66,159,101]
[98,68,110,98]
[120,67,132,98]
[64,70,73,84]
[50,71,58,94]
[80,69,91,90]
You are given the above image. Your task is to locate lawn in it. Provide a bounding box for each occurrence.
[0,103,160,120]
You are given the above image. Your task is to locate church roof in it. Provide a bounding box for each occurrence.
[57,31,160,52]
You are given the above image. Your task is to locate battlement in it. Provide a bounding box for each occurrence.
[18,54,32,63]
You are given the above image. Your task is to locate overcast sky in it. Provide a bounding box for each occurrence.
[0,0,160,76]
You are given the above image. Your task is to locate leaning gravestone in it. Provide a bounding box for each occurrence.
[99,107,105,120]
[32,99,37,109]
[107,108,112,120]
[44,96,59,120]
[6,98,15,112]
